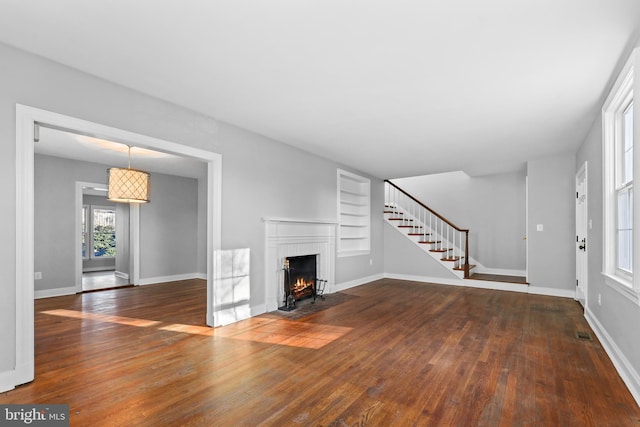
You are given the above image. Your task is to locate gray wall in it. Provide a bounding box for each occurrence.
[392,170,527,272]
[34,154,199,290]
[34,154,108,290]
[1,42,384,374]
[383,222,457,278]
[139,172,198,278]
[526,153,576,291]
[575,41,640,384]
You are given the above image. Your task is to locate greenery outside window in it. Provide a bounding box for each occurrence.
[82,205,116,258]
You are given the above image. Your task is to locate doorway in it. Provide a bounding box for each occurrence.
[79,183,130,292]
[576,162,588,307]
[14,105,222,389]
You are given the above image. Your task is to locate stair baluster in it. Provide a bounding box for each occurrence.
[384,180,472,279]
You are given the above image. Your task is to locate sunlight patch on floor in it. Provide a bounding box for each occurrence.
[41,309,162,327]
[40,309,352,349]
[214,317,353,349]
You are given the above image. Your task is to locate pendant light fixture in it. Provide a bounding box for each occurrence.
[108,145,150,203]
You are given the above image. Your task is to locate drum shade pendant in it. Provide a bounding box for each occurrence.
[108,145,150,203]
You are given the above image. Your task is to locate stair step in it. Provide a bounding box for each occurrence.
[429,248,452,253]
[418,240,441,244]
[441,256,462,262]
[398,225,422,228]
[384,210,400,214]
[454,264,476,271]
[388,217,412,221]
[407,232,431,236]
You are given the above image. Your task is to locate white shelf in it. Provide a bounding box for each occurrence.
[337,169,370,256]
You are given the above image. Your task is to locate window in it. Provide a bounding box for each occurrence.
[603,49,637,301]
[337,169,370,256]
[82,205,116,259]
[92,207,116,257]
[617,102,634,275]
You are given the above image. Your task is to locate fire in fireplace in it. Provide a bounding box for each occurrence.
[284,254,317,302]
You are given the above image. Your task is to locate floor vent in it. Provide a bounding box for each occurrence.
[576,331,593,341]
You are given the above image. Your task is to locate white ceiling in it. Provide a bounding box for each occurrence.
[35,126,207,180]
[2,1,640,178]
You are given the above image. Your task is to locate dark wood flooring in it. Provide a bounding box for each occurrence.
[1,278,639,426]
[469,273,529,284]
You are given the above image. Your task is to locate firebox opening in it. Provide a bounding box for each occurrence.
[285,254,317,302]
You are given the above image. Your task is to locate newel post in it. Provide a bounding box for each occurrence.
[464,230,470,279]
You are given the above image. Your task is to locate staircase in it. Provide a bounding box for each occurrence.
[384,180,474,279]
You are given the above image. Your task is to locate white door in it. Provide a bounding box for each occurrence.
[576,162,588,307]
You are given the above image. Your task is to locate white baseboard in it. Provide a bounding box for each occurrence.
[334,273,385,292]
[383,273,574,298]
[195,272,207,280]
[34,286,78,299]
[137,273,203,286]
[251,303,268,317]
[474,267,527,277]
[82,266,115,273]
[0,369,17,394]
[527,286,575,299]
[585,306,640,406]
[114,271,129,279]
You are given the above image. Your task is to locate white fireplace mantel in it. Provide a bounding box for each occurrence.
[264,218,337,312]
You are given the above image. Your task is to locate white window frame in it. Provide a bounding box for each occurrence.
[603,48,639,304]
[82,204,89,260]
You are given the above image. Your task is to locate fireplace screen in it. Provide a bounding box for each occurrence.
[284,254,317,301]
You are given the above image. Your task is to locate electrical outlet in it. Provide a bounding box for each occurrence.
[536,224,544,232]
[598,293,602,306]
[369,259,373,266]
[34,272,42,280]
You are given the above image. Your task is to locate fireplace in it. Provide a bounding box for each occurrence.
[264,218,337,312]
[284,255,317,303]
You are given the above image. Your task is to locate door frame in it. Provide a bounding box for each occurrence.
[76,182,136,291]
[14,104,222,389]
[575,161,588,306]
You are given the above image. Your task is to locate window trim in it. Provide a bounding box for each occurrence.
[82,204,89,260]
[603,48,638,304]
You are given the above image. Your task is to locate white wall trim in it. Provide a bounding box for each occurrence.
[383,272,574,298]
[13,104,222,392]
[334,273,385,292]
[114,271,129,280]
[527,286,575,299]
[0,369,21,394]
[76,181,103,292]
[34,286,78,299]
[585,306,640,406]
[83,266,116,273]
[137,273,204,286]
[473,267,527,277]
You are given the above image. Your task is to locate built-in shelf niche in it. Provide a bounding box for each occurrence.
[337,169,370,256]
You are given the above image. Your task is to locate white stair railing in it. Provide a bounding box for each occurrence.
[384,180,471,278]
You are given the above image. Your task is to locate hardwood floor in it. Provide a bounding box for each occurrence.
[2,278,639,426]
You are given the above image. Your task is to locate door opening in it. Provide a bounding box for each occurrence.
[576,162,588,307]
